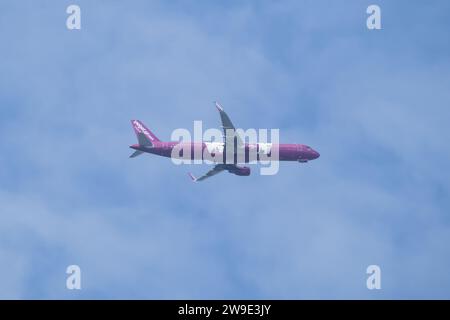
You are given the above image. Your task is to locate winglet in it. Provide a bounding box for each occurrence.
[214,101,224,112]
[188,173,197,182]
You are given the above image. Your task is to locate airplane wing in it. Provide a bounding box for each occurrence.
[188,165,225,182]
[215,102,244,149]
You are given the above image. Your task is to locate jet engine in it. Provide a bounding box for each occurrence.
[228,165,251,176]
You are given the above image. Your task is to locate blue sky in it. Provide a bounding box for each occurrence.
[1,0,450,299]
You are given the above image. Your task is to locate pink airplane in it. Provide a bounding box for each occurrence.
[129,102,319,181]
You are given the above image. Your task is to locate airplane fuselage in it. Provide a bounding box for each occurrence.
[130,141,320,163]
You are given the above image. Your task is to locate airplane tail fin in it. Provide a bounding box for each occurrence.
[130,120,160,147]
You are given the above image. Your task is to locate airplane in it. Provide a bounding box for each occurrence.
[129,102,320,181]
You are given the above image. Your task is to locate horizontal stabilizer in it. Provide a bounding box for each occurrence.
[129,150,144,158]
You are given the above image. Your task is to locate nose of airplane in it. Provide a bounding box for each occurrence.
[312,149,320,159]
